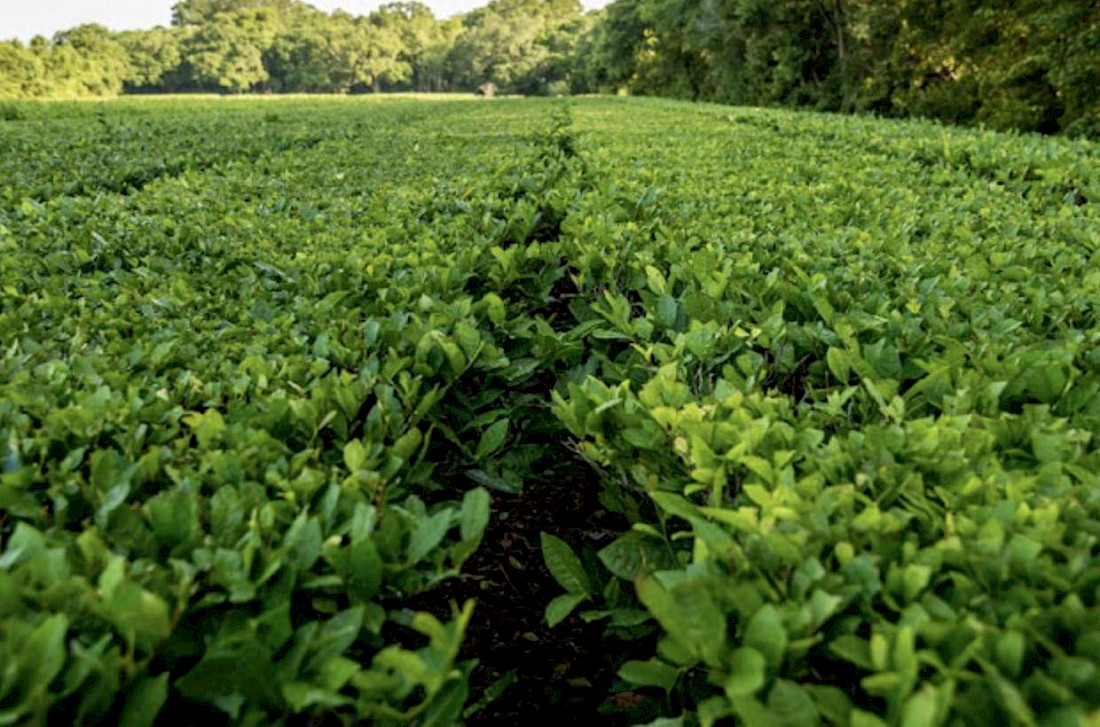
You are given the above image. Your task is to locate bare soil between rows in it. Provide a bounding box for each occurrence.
[406,468,656,725]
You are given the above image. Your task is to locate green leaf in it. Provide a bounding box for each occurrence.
[809,588,843,625]
[392,428,423,460]
[725,647,766,698]
[893,626,917,682]
[827,633,871,668]
[146,489,199,549]
[282,682,353,712]
[767,680,817,727]
[460,487,491,542]
[96,483,130,528]
[306,607,366,674]
[851,710,891,727]
[637,576,727,668]
[902,564,932,602]
[619,658,681,691]
[995,631,1026,679]
[598,531,674,580]
[729,694,783,727]
[344,439,367,471]
[657,295,678,327]
[900,685,938,727]
[476,419,509,458]
[284,514,322,571]
[422,677,469,727]
[97,563,171,652]
[545,592,587,627]
[463,670,518,719]
[347,538,383,602]
[0,523,45,570]
[698,696,733,726]
[744,605,787,670]
[826,347,850,382]
[806,684,853,725]
[28,613,69,691]
[465,468,521,494]
[408,510,454,563]
[184,409,226,447]
[119,673,169,727]
[175,632,277,710]
[540,532,590,594]
[989,673,1038,727]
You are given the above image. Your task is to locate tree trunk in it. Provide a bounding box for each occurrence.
[833,0,846,65]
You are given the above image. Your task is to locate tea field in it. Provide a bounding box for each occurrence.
[2,96,1100,726]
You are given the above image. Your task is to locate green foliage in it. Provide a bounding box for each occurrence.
[0,0,584,98]
[3,95,1100,726]
[544,97,1100,725]
[0,25,132,99]
[579,0,1100,136]
[0,96,557,725]
[541,532,592,626]
[444,0,583,94]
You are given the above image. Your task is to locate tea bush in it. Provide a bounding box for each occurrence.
[2,96,1099,726]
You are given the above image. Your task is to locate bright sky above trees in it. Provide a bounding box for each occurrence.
[4,0,610,41]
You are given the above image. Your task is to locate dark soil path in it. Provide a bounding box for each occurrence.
[408,467,644,724]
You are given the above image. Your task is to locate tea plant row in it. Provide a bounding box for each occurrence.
[2,97,1099,726]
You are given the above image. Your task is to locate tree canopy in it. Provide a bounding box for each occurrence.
[0,0,1096,136]
[578,0,1100,135]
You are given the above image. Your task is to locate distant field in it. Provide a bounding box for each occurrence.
[2,97,1100,726]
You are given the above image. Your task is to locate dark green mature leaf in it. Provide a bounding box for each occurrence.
[598,531,675,580]
[146,489,199,550]
[541,532,591,595]
[476,420,510,458]
[119,673,169,727]
[347,539,383,603]
[462,670,518,719]
[284,514,323,572]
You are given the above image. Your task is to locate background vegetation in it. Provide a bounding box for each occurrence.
[1,0,1097,136]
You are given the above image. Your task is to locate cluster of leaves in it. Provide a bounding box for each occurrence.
[3,96,1100,727]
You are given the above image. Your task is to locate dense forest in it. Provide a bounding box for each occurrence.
[1,0,1098,136]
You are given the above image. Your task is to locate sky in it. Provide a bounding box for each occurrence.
[2,0,611,42]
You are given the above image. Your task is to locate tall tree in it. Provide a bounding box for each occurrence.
[50,24,132,96]
[118,27,189,91]
[447,0,582,91]
[182,9,281,92]
[0,42,47,98]
[172,0,307,26]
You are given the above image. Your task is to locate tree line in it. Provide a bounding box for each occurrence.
[0,0,587,98]
[1,0,1097,137]
[585,0,1099,137]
